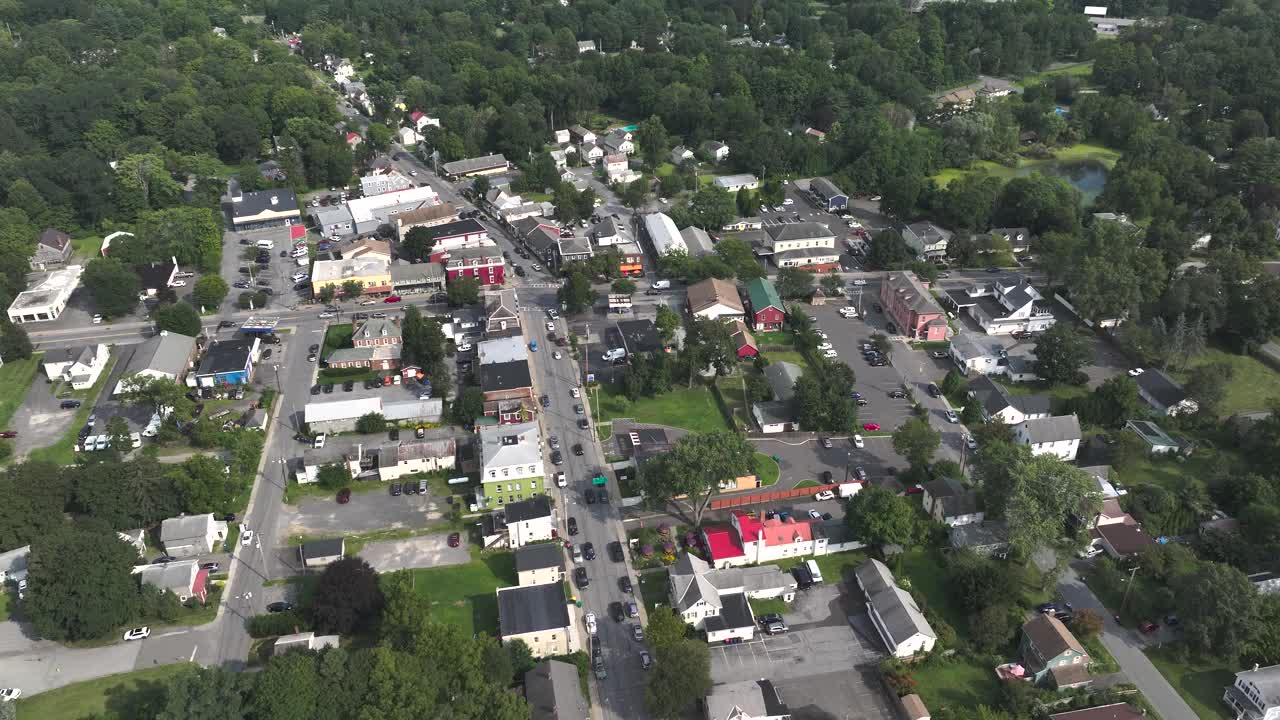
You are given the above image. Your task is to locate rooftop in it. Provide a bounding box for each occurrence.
[970,375,1051,418]
[810,177,845,199]
[514,543,565,573]
[525,659,588,720]
[1023,613,1086,661]
[687,277,744,315]
[504,495,552,523]
[763,361,803,402]
[884,271,946,319]
[479,420,542,469]
[1096,521,1157,555]
[442,153,508,175]
[196,337,256,377]
[703,591,754,632]
[765,221,834,243]
[230,189,299,220]
[123,331,196,379]
[1133,368,1189,408]
[714,174,758,188]
[160,514,218,543]
[478,337,529,365]
[1019,415,1082,444]
[311,256,389,285]
[705,680,788,720]
[745,277,783,313]
[497,583,571,636]
[856,559,936,645]
[427,218,487,240]
[480,359,533,392]
[304,397,382,424]
[301,538,345,560]
[643,213,685,255]
[395,203,457,226]
[10,264,83,311]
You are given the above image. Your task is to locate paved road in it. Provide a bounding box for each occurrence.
[525,308,649,720]
[1056,564,1197,720]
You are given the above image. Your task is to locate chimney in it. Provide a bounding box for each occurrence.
[270,195,279,206]
[357,443,363,462]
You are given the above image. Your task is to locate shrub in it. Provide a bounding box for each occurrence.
[640,544,654,557]
[661,541,675,553]
[248,611,308,638]
[657,524,671,536]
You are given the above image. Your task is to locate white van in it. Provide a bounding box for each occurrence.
[805,559,824,584]
[256,239,274,250]
[651,279,671,290]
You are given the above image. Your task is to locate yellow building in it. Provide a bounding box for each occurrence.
[310,256,391,297]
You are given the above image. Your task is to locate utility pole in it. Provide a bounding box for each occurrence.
[1119,564,1140,617]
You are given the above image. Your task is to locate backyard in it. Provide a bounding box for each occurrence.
[1173,346,1280,416]
[1147,649,1233,720]
[1016,60,1095,89]
[911,655,1004,711]
[588,382,730,433]
[638,568,670,613]
[396,550,516,637]
[14,663,195,720]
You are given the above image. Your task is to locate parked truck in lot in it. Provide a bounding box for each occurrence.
[838,482,862,498]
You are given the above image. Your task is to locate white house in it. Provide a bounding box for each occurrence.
[497,583,580,658]
[670,145,694,165]
[1224,663,1280,720]
[569,125,596,146]
[902,222,951,259]
[967,375,1051,424]
[1014,415,1081,461]
[945,275,1056,335]
[1132,368,1199,416]
[397,126,422,146]
[921,477,985,527]
[687,278,745,322]
[705,680,791,720]
[949,333,1006,375]
[856,559,936,658]
[478,420,545,509]
[603,153,629,183]
[714,174,759,193]
[579,143,604,163]
[601,129,634,155]
[515,543,565,587]
[42,344,109,390]
[500,496,556,548]
[669,553,796,643]
[408,109,440,132]
[702,140,730,162]
[159,514,229,558]
[553,129,571,144]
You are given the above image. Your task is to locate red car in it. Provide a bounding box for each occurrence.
[384,296,402,303]
[862,422,881,431]
[905,484,924,495]
[1139,621,1160,634]
[447,532,461,548]
[337,488,351,504]
[0,431,16,438]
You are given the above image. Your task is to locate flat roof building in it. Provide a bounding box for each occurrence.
[8,264,83,324]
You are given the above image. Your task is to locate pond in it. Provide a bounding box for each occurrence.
[1015,159,1109,206]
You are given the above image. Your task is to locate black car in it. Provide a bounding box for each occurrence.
[551,450,563,465]
[577,419,589,430]
[389,428,399,441]
[260,287,274,295]
[757,613,784,626]
[610,601,625,623]
[311,385,321,395]
[267,601,294,613]
[60,399,81,409]
[309,344,320,354]
[585,488,596,504]
[619,576,633,593]
[574,566,589,588]
[390,483,402,496]
[821,470,834,484]
[573,443,584,456]
[888,389,906,399]
[539,394,550,408]
[583,542,596,561]
[609,541,625,562]
[567,517,579,535]
[323,384,334,394]
[151,555,176,564]
[927,383,941,397]
[261,348,272,359]
[343,381,354,391]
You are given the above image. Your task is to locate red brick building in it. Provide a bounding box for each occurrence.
[880,271,950,342]
[324,317,403,370]
[446,246,504,285]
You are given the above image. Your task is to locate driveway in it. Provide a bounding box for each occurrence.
[357,533,469,572]
[9,371,70,459]
[279,487,444,538]
[1056,564,1196,720]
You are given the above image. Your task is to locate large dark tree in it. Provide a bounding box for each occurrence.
[25,522,142,641]
[310,557,385,635]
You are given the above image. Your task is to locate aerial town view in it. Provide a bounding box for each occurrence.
[0,0,1279,718]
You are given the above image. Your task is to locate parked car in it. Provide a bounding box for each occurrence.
[574,567,589,588]
[267,601,294,613]
[60,399,81,409]
[583,542,596,561]
[200,562,220,572]
[123,627,151,641]
[640,650,652,670]
[944,409,959,423]
[390,483,402,496]
[240,529,254,545]
[567,517,578,535]
[815,490,835,501]
[632,624,644,642]
[862,422,881,431]
[853,434,864,448]
[447,532,461,548]
[337,488,351,504]
[619,576,633,593]
[551,450,563,465]
[821,436,833,448]
[152,555,176,564]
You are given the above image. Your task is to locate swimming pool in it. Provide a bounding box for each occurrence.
[621,124,637,132]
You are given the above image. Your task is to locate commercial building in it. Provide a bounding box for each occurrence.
[360,171,414,197]
[643,213,686,256]
[855,559,937,658]
[346,185,438,235]
[7,264,83,324]
[705,680,790,720]
[159,514,229,558]
[226,186,301,230]
[313,205,355,238]
[687,277,745,322]
[496,582,579,658]
[42,344,109,390]
[880,271,949,342]
[809,177,848,212]
[478,420,544,508]
[113,331,198,395]
[193,337,259,387]
[304,396,443,434]
[765,223,839,271]
[445,246,504,285]
[310,255,392,297]
[480,360,535,423]
[424,218,492,261]
[714,174,760,193]
[395,203,459,239]
[325,317,403,370]
[390,261,446,295]
[442,153,509,178]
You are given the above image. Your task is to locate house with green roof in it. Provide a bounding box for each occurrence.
[745,278,785,331]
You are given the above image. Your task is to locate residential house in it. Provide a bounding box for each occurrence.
[225,186,301,230]
[299,538,346,568]
[765,222,839,271]
[601,130,634,155]
[359,171,414,197]
[273,632,341,655]
[424,218,491,261]
[1095,520,1157,559]
[687,277,745,322]
[485,289,521,335]
[723,217,764,232]
[855,559,937,658]
[902,222,952,259]
[579,143,603,163]
[525,659,590,720]
[949,521,1010,556]
[314,204,355,238]
[1125,419,1182,455]
[515,543,565,587]
[701,511,835,568]
[752,361,803,433]
[591,217,629,247]
[949,333,1008,376]
[732,320,758,358]
[310,255,392,298]
[497,582,579,658]
[679,225,715,257]
[194,337,259,388]
[569,125,596,146]
[42,344,109,390]
[705,680,791,720]
[670,145,694,165]
[478,420,544,508]
[1014,415,1081,460]
[880,271,950,342]
[326,317,403,371]
[986,227,1034,254]
[714,174,759,193]
[669,553,796,643]
[446,246,505,285]
[478,336,530,366]
[112,331,197,395]
[702,140,730,162]
[968,375,1051,424]
[480,360,535,422]
[376,439,456,481]
[603,153,629,183]
[345,131,362,150]
[745,278,786,331]
[643,213,687,256]
[135,560,209,603]
[556,236,594,267]
[549,149,568,170]
[944,275,1056,335]
[804,127,827,142]
[1132,368,1198,416]
[921,477,984,526]
[1049,704,1145,720]
[936,87,977,108]
[7,263,83,324]
[159,514,229,558]
[1021,614,1089,684]
[502,496,556,548]
[30,228,72,270]
[1224,663,1280,720]
[809,178,848,212]
[409,109,441,132]
[441,154,509,179]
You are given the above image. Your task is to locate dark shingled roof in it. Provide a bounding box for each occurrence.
[515,543,565,573]
[498,583,571,636]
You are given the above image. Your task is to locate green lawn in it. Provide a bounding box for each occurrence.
[653,163,676,177]
[898,548,968,634]
[638,568,670,613]
[1082,635,1119,674]
[321,323,353,357]
[1114,447,1239,494]
[588,383,730,432]
[1016,60,1095,88]
[1148,648,1233,720]
[794,479,819,489]
[911,656,1003,712]
[1174,346,1280,415]
[762,350,812,372]
[27,354,116,466]
[754,330,795,347]
[70,234,103,260]
[748,596,789,617]
[930,143,1121,188]
[0,586,10,621]
[0,355,41,430]
[398,552,516,637]
[752,453,779,486]
[316,367,376,385]
[714,375,752,431]
[16,663,196,720]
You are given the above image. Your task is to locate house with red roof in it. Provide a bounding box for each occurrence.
[702,511,831,568]
[408,109,440,132]
[345,132,362,149]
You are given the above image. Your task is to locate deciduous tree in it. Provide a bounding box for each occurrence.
[83,257,141,318]
[845,485,917,548]
[156,302,202,337]
[892,417,941,467]
[25,522,142,641]
[638,431,755,525]
[310,557,385,635]
[401,226,437,263]
[192,275,229,310]
[1033,323,1090,385]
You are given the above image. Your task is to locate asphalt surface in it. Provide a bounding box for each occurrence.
[357,534,470,572]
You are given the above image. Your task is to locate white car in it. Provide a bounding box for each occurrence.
[816,331,828,340]
[571,387,581,398]
[168,280,186,287]
[815,490,835,501]
[409,170,418,176]
[572,545,584,563]
[457,343,473,352]
[318,311,336,319]
[532,264,542,271]
[944,409,959,423]
[807,510,822,520]
[965,434,978,450]
[851,278,867,286]
[556,471,567,488]
[0,688,21,702]
[853,434,864,448]
[821,349,838,358]
[817,342,833,351]
[240,529,254,545]
[553,351,562,359]
[123,627,150,642]
[313,433,326,449]
[838,307,858,318]
[548,309,559,319]
[1128,368,1145,377]
[546,321,555,331]
[585,612,598,635]
[783,198,794,205]
[92,314,103,324]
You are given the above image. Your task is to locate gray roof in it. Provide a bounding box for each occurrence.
[498,583,571,636]
[925,477,981,518]
[160,514,218,544]
[1233,664,1280,711]
[515,543,565,573]
[137,559,198,594]
[381,398,443,422]
[44,344,95,368]
[703,591,754,632]
[950,333,994,362]
[765,222,834,243]
[230,189,300,219]
[679,226,714,256]
[478,336,529,365]
[390,261,444,284]
[301,538,345,560]
[556,236,593,258]
[479,421,542,469]
[810,177,845,199]
[763,361,803,402]
[1134,368,1188,408]
[526,659,589,720]
[884,271,946,318]
[441,154,507,175]
[969,375,1051,418]
[1019,415,1081,444]
[987,227,1033,250]
[706,680,788,720]
[504,495,552,523]
[950,521,1009,551]
[856,559,936,645]
[125,331,196,379]
[669,553,722,613]
[752,400,794,426]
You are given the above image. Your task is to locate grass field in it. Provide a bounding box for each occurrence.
[898,548,969,634]
[321,323,353,357]
[912,656,1003,712]
[1148,648,1233,720]
[752,453,780,486]
[1175,346,1280,415]
[589,383,730,432]
[27,354,116,466]
[0,355,41,430]
[1016,60,1095,88]
[15,663,195,719]
[930,143,1122,188]
[399,551,516,637]
[748,596,789,617]
[754,330,795,347]
[714,375,752,430]
[1114,447,1239,494]
[638,568,670,613]
[762,350,813,371]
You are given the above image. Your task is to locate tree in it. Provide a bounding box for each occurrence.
[611,278,636,295]
[83,257,141,318]
[1073,376,1141,429]
[453,386,485,424]
[1004,455,1101,554]
[119,376,193,418]
[866,229,915,270]
[251,650,320,720]
[619,179,649,210]
[776,267,815,299]
[341,280,364,299]
[680,317,736,386]
[645,608,689,651]
[845,485,917,547]
[107,416,132,453]
[310,557,385,635]
[505,638,535,678]
[192,275,229,310]
[1185,362,1233,415]
[136,207,223,271]
[948,550,1016,612]
[794,363,859,432]
[1175,561,1260,659]
[635,115,668,168]
[317,285,337,303]
[0,322,33,362]
[893,418,941,467]
[969,603,1017,654]
[355,413,386,434]
[1072,608,1104,640]
[481,635,515,687]
[317,464,349,490]
[820,273,844,298]
[171,455,240,515]
[447,276,481,306]
[557,268,597,314]
[688,186,736,230]
[401,226,438,263]
[25,523,142,641]
[1034,323,1090,385]
[655,306,681,343]
[638,431,755,525]
[715,237,764,280]
[156,302,202,336]
[645,639,711,719]
[157,666,253,720]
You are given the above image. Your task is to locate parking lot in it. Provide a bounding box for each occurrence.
[357,533,469,571]
[279,484,445,537]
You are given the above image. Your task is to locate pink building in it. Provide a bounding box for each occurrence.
[879,271,949,342]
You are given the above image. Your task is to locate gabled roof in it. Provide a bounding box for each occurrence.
[731,320,756,352]
[525,659,588,720]
[686,278,743,315]
[498,583,571,636]
[1019,415,1081,444]
[1023,613,1086,660]
[679,226,714,256]
[763,361,803,402]
[515,543,564,573]
[1133,368,1189,408]
[395,203,457,227]
[810,177,845,199]
[1096,522,1156,555]
[745,277,783,314]
[160,514,218,543]
[37,228,71,252]
[669,553,722,612]
[765,221,834,243]
[884,271,946,318]
[230,189,300,219]
[505,496,552,523]
[969,375,1051,418]
[705,680,789,720]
